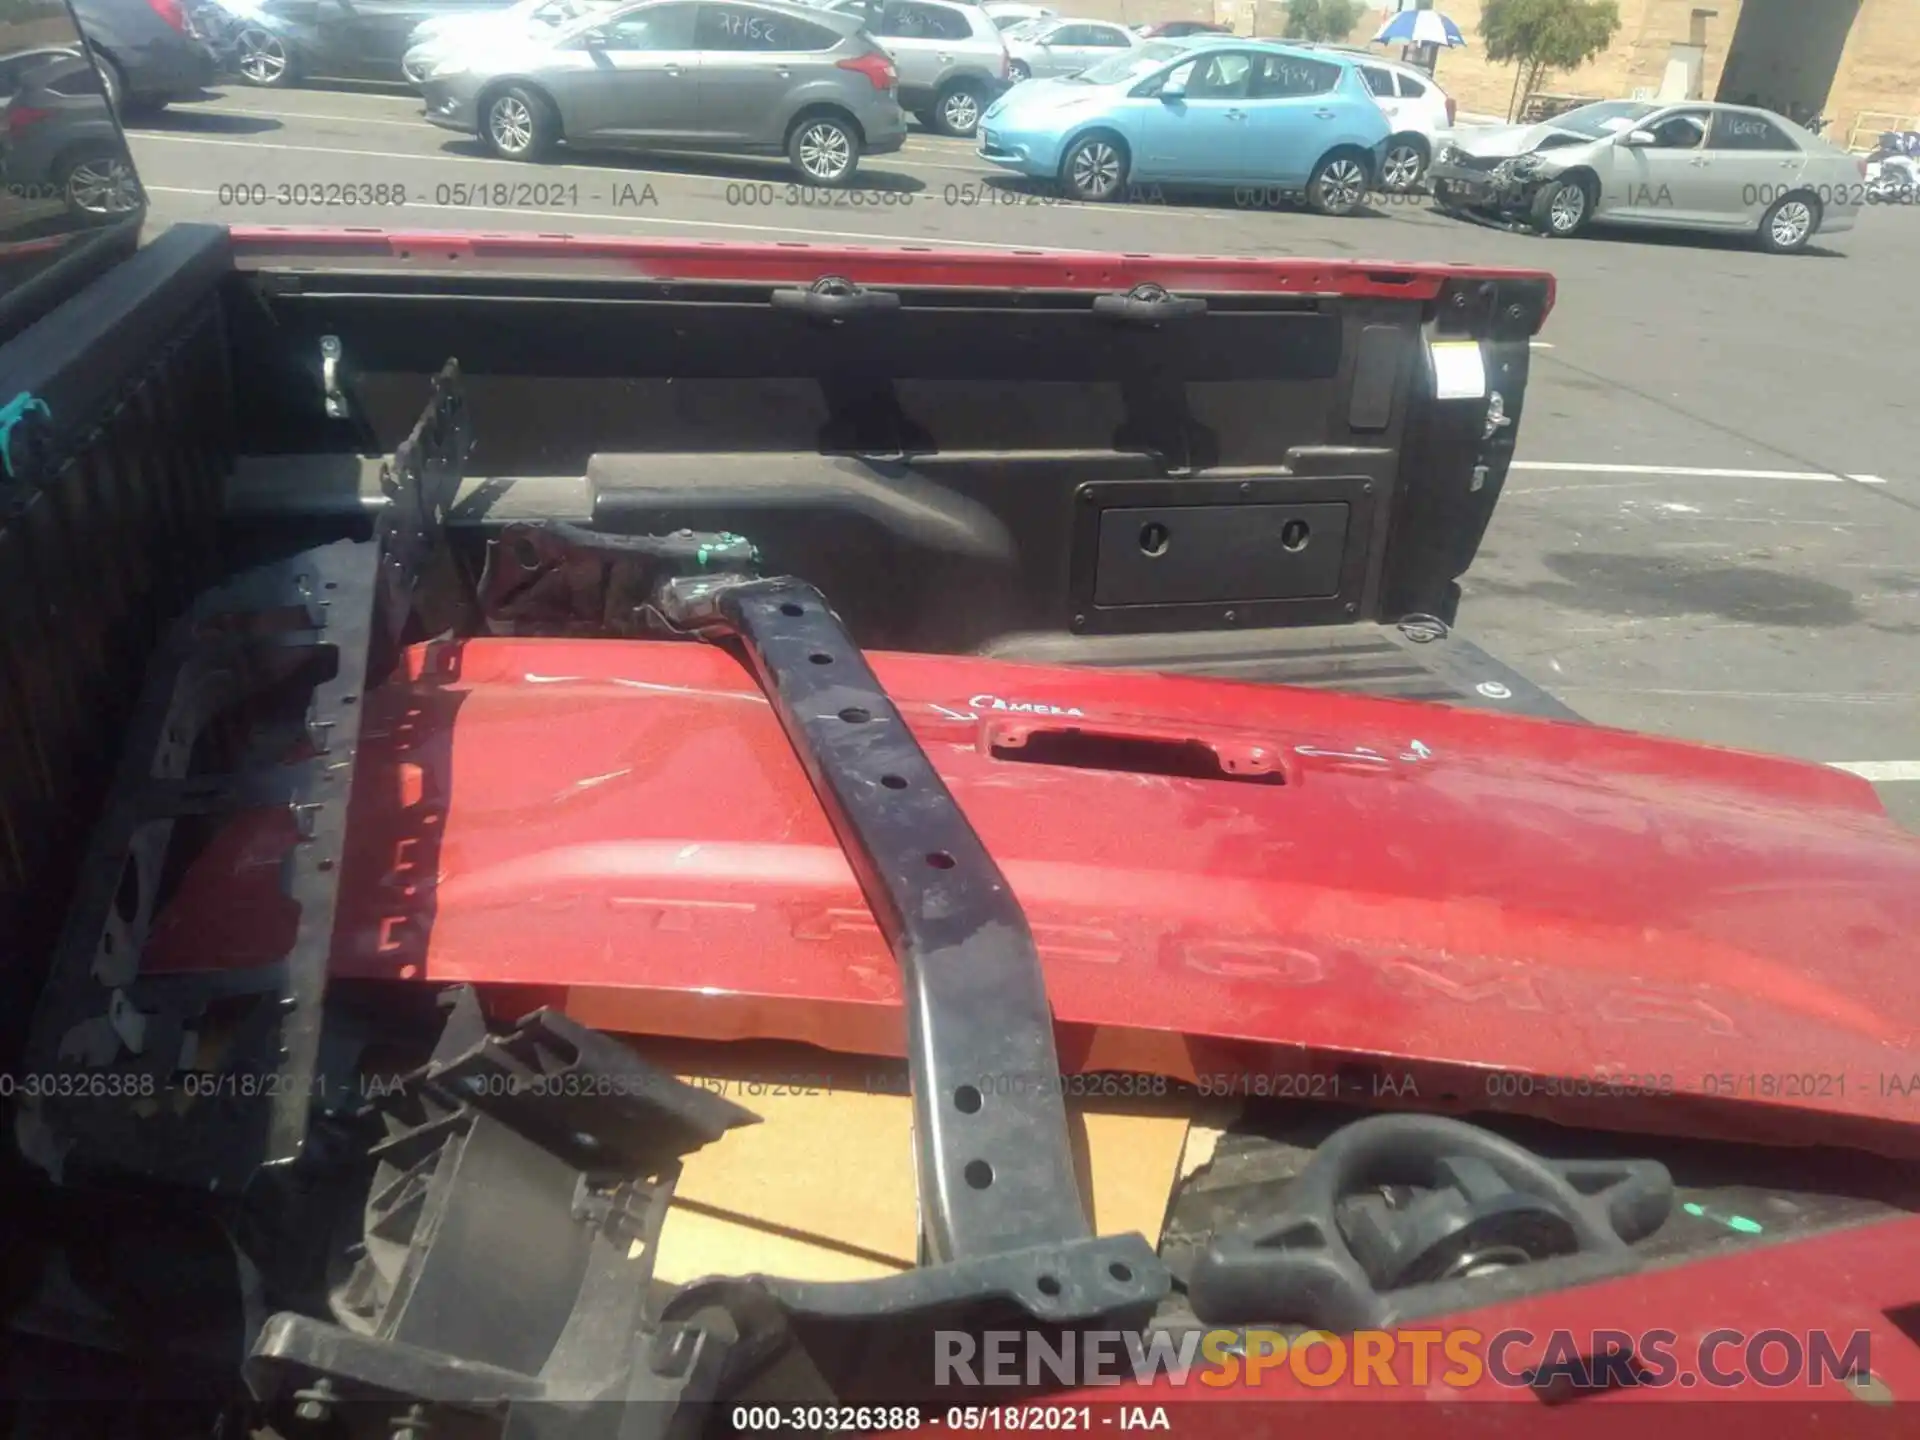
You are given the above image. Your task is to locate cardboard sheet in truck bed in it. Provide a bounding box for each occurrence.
[630,1039,1197,1283]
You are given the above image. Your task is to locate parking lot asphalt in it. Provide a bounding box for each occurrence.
[127,83,1920,828]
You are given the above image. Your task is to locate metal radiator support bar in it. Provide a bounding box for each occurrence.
[654,571,1094,1263]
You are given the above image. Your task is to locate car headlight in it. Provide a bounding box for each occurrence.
[427,59,469,80]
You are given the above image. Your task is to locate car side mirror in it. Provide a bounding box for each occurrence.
[1160,76,1186,100]
[1621,128,1657,146]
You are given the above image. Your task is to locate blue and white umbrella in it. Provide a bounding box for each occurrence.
[1373,8,1468,47]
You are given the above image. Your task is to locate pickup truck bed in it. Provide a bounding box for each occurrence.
[0,220,1554,1061]
[10,224,1920,1440]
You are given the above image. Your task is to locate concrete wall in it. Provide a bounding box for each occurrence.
[1830,0,1920,143]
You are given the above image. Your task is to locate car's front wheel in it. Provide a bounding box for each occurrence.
[1306,149,1371,216]
[481,85,559,162]
[788,112,862,186]
[1058,131,1128,202]
[58,145,144,222]
[232,27,295,87]
[933,81,986,137]
[1008,60,1030,82]
[1758,192,1820,253]
[1380,135,1429,193]
[1531,175,1593,237]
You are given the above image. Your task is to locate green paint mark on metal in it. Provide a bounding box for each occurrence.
[1683,1202,1763,1234]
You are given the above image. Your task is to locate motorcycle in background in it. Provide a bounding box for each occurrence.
[1866,129,1920,203]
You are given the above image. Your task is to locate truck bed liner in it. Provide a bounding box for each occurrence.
[223,453,1575,719]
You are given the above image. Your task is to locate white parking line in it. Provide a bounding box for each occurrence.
[161,106,430,128]
[1830,761,1920,783]
[131,130,1245,217]
[1511,462,1889,485]
[142,183,1109,251]
[167,107,998,176]
[135,127,989,178]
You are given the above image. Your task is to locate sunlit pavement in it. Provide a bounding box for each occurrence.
[129,83,1920,828]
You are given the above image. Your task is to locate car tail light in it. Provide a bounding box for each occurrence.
[838,50,895,92]
[1446,96,1457,125]
[7,105,52,137]
[1858,157,1871,177]
[996,44,1009,79]
[147,0,189,31]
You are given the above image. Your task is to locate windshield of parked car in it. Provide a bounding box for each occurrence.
[1548,100,1661,136]
[1072,39,1184,84]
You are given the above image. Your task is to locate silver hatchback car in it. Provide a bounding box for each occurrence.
[420,0,908,184]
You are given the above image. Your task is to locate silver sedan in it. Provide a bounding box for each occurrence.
[1003,17,1137,83]
[1429,100,1863,253]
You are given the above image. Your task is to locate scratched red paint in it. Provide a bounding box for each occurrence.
[146,637,1920,1145]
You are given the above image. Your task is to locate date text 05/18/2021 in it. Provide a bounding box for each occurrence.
[13,1068,1919,1104]
[728,1406,1169,1431]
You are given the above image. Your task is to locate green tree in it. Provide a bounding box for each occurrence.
[1282,0,1364,43]
[1481,0,1623,120]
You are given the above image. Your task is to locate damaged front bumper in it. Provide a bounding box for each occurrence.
[1429,149,1562,227]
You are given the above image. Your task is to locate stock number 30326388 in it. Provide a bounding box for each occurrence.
[725,182,913,208]
[1744,181,1880,208]
[217,182,409,207]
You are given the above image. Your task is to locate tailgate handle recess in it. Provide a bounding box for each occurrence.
[988,722,1285,785]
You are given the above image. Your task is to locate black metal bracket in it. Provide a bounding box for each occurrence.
[470,524,1171,1394]
[246,989,757,1440]
[1092,283,1207,326]
[377,358,471,654]
[1187,1114,1672,1330]
[13,362,469,1194]
[770,275,902,323]
[653,571,1093,1262]
[13,535,378,1193]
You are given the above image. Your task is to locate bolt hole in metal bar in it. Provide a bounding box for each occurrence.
[686,578,1093,1262]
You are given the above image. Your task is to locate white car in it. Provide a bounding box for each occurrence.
[982,1,1054,28]
[1303,46,1456,191]
[402,0,614,85]
[1003,16,1136,82]
[811,0,1011,136]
